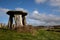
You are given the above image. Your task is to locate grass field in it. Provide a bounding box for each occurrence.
[0,29,60,40]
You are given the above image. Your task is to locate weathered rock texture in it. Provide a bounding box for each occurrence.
[14,15,23,27]
[7,11,27,29]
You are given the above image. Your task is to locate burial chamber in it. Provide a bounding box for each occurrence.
[7,11,27,29]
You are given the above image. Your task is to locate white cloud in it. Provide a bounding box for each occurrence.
[0,8,9,17]
[35,0,47,4]
[0,8,27,13]
[53,9,60,12]
[50,0,60,6]
[27,19,46,26]
[0,8,10,13]
[33,10,39,14]
[0,8,10,23]
[29,10,60,26]
[15,8,28,13]
[49,0,60,13]
[35,0,60,7]
[0,7,28,13]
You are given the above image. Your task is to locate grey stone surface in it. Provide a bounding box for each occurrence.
[14,15,23,27]
[7,11,27,29]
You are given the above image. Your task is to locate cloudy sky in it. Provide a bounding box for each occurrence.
[0,0,60,26]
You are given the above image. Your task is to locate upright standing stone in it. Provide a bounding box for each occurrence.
[14,15,23,27]
[8,15,13,29]
[19,15,23,26]
[22,16,26,26]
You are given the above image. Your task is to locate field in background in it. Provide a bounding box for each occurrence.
[0,28,60,40]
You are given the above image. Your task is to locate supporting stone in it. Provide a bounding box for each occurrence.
[14,15,18,27]
[14,15,23,27]
[19,15,23,26]
[8,15,13,29]
[22,16,26,26]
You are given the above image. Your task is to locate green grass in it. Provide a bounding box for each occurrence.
[0,29,60,40]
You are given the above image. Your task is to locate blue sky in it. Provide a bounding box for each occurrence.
[0,0,60,26]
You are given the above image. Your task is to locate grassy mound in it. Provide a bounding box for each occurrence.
[0,29,60,40]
